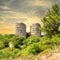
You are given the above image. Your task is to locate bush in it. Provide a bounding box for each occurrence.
[24,35,41,46]
[40,36,51,44]
[20,42,49,57]
[0,42,5,49]
[11,36,25,49]
[0,34,60,59]
[3,38,10,47]
[0,48,20,59]
[51,35,60,45]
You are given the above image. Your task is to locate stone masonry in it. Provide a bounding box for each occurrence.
[16,23,41,37]
[30,23,41,36]
[16,23,27,37]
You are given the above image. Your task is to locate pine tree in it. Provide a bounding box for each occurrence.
[42,4,60,37]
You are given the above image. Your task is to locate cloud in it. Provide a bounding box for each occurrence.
[0,6,10,9]
[0,0,60,34]
[0,10,27,23]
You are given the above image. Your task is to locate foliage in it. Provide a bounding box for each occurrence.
[51,35,60,45]
[0,34,15,48]
[40,36,51,44]
[0,48,20,59]
[42,4,60,37]
[11,36,25,49]
[24,35,41,46]
[0,34,60,59]
[0,42,5,49]
[20,42,49,57]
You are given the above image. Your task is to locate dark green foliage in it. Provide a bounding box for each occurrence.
[0,42,5,49]
[3,38,10,47]
[42,4,60,37]
[11,36,26,49]
[0,34,15,48]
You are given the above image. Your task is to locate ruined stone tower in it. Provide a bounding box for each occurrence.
[16,23,27,37]
[30,23,41,36]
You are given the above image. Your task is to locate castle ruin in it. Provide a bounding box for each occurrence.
[30,23,41,36]
[16,23,27,37]
[16,23,41,37]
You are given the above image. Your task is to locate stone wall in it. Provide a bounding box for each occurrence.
[16,23,41,37]
[30,23,41,36]
[16,23,27,37]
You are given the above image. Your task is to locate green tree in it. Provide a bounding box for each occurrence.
[11,36,25,49]
[42,4,60,37]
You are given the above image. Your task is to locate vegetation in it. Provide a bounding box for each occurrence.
[42,4,60,37]
[0,4,60,60]
[0,34,60,59]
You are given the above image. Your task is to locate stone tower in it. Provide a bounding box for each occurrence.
[16,23,27,37]
[30,23,41,36]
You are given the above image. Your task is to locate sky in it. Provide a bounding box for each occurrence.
[0,0,60,34]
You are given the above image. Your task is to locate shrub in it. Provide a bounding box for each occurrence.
[0,42,5,49]
[20,42,49,57]
[11,36,25,49]
[3,38,10,47]
[51,35,60,45]
[0,48,20,59]
[40,36,51,44]
[24,35,41,46]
